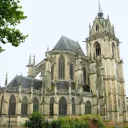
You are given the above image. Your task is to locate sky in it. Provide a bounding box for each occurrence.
[0,0,128,95]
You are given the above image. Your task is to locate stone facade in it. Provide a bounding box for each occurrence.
[0,3,127,126]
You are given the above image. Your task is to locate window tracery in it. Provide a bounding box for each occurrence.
[33,97,39,112]
[8,95,16,115]
[21,97,28,116]
[59,97,67,115]
[59,55,65,79]
[85,101,91,114]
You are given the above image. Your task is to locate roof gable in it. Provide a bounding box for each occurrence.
[53,36,85,55]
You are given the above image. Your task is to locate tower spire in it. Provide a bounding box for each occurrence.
[97,0,103,19]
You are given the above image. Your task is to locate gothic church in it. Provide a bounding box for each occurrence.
[0,2,128,126]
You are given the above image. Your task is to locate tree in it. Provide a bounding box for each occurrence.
[0,0,28,52]
[24,112,44,128]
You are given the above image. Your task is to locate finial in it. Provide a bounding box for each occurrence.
[47,46,49,52]
[89,23,91,35]
[5,72,8,86]
[97,0,103,19]
[28,53,31,65]
[33,54,35,65]
[107,15,109,19]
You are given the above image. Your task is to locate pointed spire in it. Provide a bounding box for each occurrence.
[5,72,8,86]
[28,53,31,65]
[98,0,102,13]
[33,54,35,65]
[97,0,104,19]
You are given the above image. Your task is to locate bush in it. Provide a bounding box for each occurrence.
[24,112,44,128]
[46,115,105,128]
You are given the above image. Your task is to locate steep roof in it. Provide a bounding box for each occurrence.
[7,75,42,90]
[53,36,85,55]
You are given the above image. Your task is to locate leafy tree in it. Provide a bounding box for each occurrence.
[0,0,28,52]
[24,112,44,128]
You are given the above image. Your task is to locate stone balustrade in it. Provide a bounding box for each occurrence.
[6,87,19,93]
[22,88,31,94]
[57,89,69,94]
[33,89,42,95]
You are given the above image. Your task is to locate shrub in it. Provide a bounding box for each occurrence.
[24,112,44,128]
[46,115,105,128]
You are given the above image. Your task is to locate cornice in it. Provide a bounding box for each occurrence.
[86,31,119,43]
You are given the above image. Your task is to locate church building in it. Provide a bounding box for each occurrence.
[0,1,127,126]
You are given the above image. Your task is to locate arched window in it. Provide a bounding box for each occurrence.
[59,97,67,116]
[8,95,16,115]
[50,97,54,116]
[33,97,39,112]
[21,97,28,116]
[95,43,101,56]
[0,96,4,116]
[85,101,91,114]
[72,98,75,115]
[51,65,54,80]
[96,25,99,31]
[59,55,65,79]
[83,68,86,85]
[112,43,116,57]
[69,64,74,80]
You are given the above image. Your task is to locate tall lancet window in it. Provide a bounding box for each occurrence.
[51,65,54,80]
[112,43,116,57]
[83,68,86,85]
[21,97,28,116]
[8,95,16,115]
[69,64,74,80]
[72,98,75,115]
[95,43,101,56]
[85,101,91,114]
[59,97,67,116]
[33,97,39,112]
[0,96,4,116]
[96,25,99,31]
[59,55,65,79]
[49,97,54,116]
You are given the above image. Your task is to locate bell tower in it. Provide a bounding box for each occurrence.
[86,1,126,122]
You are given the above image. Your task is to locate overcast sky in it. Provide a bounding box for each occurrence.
[0,0,128,95]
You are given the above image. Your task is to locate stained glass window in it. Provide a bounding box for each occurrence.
[59,56,65,79]
[21,97,28,116]
[59,97,67,116]
[85,101,91,114]
[8,95,16,115]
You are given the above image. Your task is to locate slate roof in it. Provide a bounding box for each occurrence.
[53,36,85,55]
[7,75,42,90]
